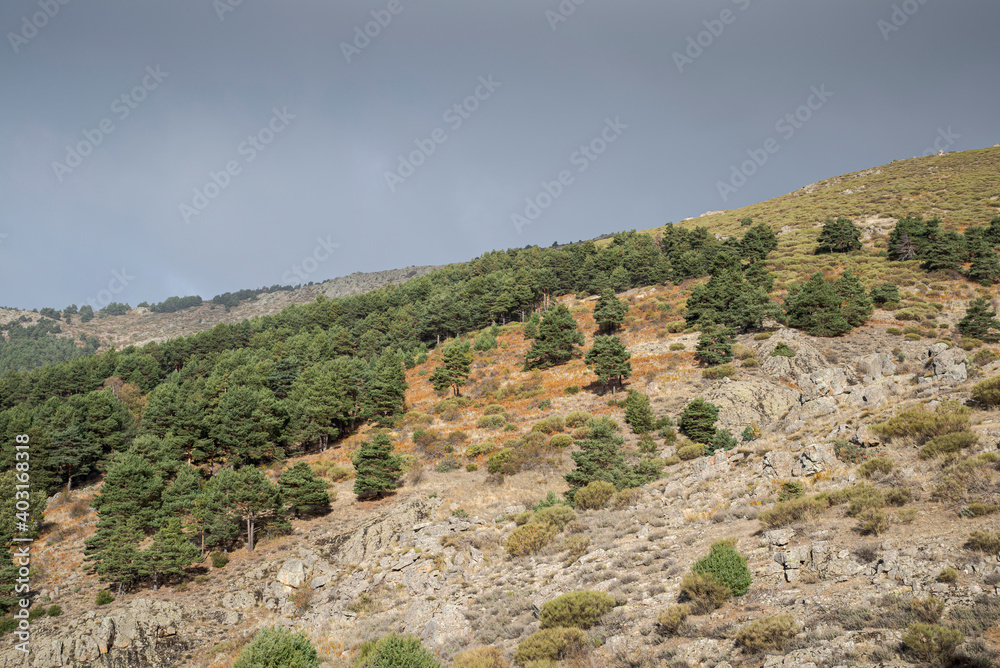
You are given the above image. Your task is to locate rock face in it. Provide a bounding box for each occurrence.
[858,352,897,383]
[928,345,967,383]
[703,380,801,432]
[0,600,190,668]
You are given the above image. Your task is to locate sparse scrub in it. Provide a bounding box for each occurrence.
[702,364,737,380]
[540,590,615,629]
[679,571,731,614]
[872,400,969,445]
[548,434,572,448]
[858,456,894,478]
[565,411,591,428]
[453,647,509,668]
[858,508,891,535]
[478,414,507,429]
[734,614,801,653]
[902,623,962,666]
[514,627,587,666]
[573,480,616,510]
[656,604,690,635]
[677,443,704,460]
[759,495,829,528]
[829,482,885,516]
[356,634,440,668]
[920,431,979,458]
[966,530,1000,554]
[971,374,1000,406]
[95,590,114,606]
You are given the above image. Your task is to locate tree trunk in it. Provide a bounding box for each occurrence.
[247,517,254,552]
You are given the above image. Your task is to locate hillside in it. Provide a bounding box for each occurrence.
[3,147,1000,668]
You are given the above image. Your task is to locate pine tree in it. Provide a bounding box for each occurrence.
[524,304,585,370]
[0,470,46,540]
[784,273,852,337]
[684,258,779,333]
[740,223,778,263]
[594,289,629,334]
[208,386,282,467]
[564,418,633,502]
[815,217,862,253]
[584,335,632,394]
[870,282,900,305]
[161,463,203,522]
[141,518,201,590]
[48,424,101,490]
[966,235,1000,285]
[522,312,540,339]
[429,340,472,396]
[215,467,285,552]
[364,351,408,425]
[958,297,1000,342]
[623,390,655,434]
[680,398,719,444]
[919,220,963,272]
[835,271,873,327]
[95,520,144,595]
[695,323,735,366]
[352,433,402,500]
[278,462,331,518]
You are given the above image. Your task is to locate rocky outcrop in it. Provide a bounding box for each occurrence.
[703,379,801,431]
[927,344,967,383]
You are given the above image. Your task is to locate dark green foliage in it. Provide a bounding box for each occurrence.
[202,467,286,552]
[564,418,658,502]
[593,289,629,334]
[95,590,114,606]
[514,627,587,666]
[708,428,737,455]
[920,219,965,273]
[835,270,873,327]
[364,351,408,425]
[680,398,719,444]
[429,340,472,396]
[524,305,584,370]
[233,627,320,668]
[692,541,752,597]
[46,604,62,617]
[79,305,94,322]
[870,281,900,305]
[473,329,497,351]
[279,462,331,517]
[522,312,540,339]
[959,297,1000,343]
[93,520,144,594]
[540,590,616,629]
[740,223,778,263]
[210,551,229,568]
[684,256,780,333]
[99,302,130,317]
[149,296,203,313]
[771,342,795,357]
[784,273,853,337]
[966,235,1000,285]
[357,634,441,668]
[695,323,734,366]
[815,217,862,253]
[142,518,201,590]
[584,335,632,394]
[972,375,1000,406]
[623,390,654,434]
[352,433,402,500]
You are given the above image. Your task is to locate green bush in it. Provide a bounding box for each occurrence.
[435,455,461,473]
[564,411,591,428]
[233,627,320,668]
[973,349,1000,367]
[680,398,719,443]
[858,456,894,478]
[478,414,507,429]
[486,448,514,474]
[759,496,829,528]
[692,541,752,597]
[656,604,690,635]
[211,551,229,568]
[505,523,555,557]
[453,646,509,668]
[356,634,440,668]
[483,403,507,416]
[573,480,616,510]
[829,482,885,516]
[679,571,731,615]
[531,416,565,434]
[669,343,685,351]
[677,443,704,460]
[27,607,44,621]
[902,623,962,665]
[734,614,801,652]
[919,431,978,459]
[548,434,572,448]
[0,617,16,635]
[966,530,1000,554]
[858,509,891,535]
[778,481,804,501]
[532,505,575,531]
[570,427,590,440]
[702,364,738,380]
[872,401,969,445]
[95,590,114,606]
[540,590,615,629]
[972,375,1000,406]
[937,568,958,583]
[465,441,496,457]
[753,332,772,340]
[959,503,998,518]
[771,342,796,357]
[46,604,62,617]
[514,627,587,666]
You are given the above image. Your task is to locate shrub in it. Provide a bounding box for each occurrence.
[677,443,704,460]
[466,441,496,457]
[858,456,894,478]
[540,590,615,629]
[356,634,440,668]
[211,551,229,569]
[887,327,903,336]
[708,428,737,454]
[505,523,555,557]
[565,411,591,428]
[972,375,1000,406]
[920,431,978,458]
[548,434,572,448]
[741,358,760,368]
[231,628,321,668]
[532,505,576,531]
[46,604,62,617]
[692,541,752,597]
[486,448,514,474]
[886,487,914,506]
[656,604,690,635]
[679,571,731,614]
[829,482,885,516]
[570,427,590,440]
[960,503,998,518]
[937,568,958,583]
[858,509,891,535]
[478,414,507,429]
[531,416,565,434]
[734,614,801,652]
[702,364,738,380]
[27,607,44,621]
[669,343,685,351]
[872,401,970,445]
[973,349,1000,367]
[732,343,755,360]
[435,455,461,473]
[514,627,587,666]
[778,481,805,501]
[453,647,509,668]
[833,440,869,464]
[610,487,641,509]
[564,385,580,395]
[483,403,507,416]
[573,480,616,510]
[902,623,962,665]
[680,398,719,443]
[95,590,114,606]
[966,530,1000,554]
[753,332,772,340]
[771,342,795,357]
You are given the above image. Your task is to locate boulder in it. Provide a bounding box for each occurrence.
[930,347,967,383]
[858,352,897,382]
[277,559,308,589]
[703,380,801,432]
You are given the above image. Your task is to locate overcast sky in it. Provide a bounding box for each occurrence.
[1,0,998,310]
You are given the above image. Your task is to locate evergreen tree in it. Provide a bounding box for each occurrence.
[966,235,1000,285]
[352,433,402,500]
[564,418,633,503]
[522,312,540,339]
[193,479,242,553]
[429,340,472,396]
[744,260,775,293]
[985,216,1000,246]
[784,273,852,337]
[233,627,320,668]
[870,282,900,305]
[958,297,1000,343]
[835,271,873,327]
[523,304,585,370]
[141,518,201,590]
[623,390,655,434]
[584,335,632,394]
[695,323,735,366]
[593,289,629,334]
[79,305,94,323]
[161,463,203,522]
[815,217,862,253]
[94,520,144,595]
[740,223,778,263]
[919,220,963,272]
[278,462,331,518]
[680,398,719,444]
[0,471,46,540]
[889,215,928,261]
[0,538,20,615]
[364,351,408,426]
[208,386,282,467]
[684,258,780,333]
[212,467,285,552]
